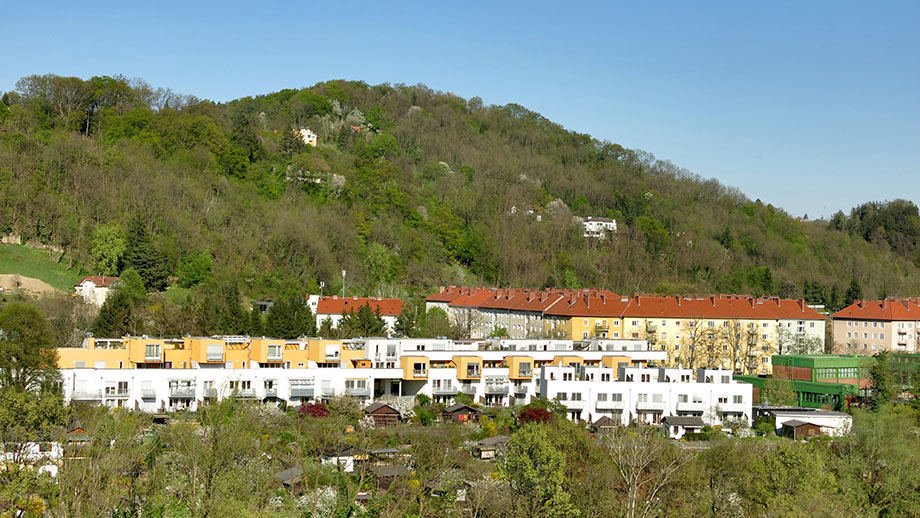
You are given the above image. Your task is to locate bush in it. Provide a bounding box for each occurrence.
[297,403,330,418]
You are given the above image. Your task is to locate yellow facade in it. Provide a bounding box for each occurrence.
[57,341,129,369]
[306,339,344,364]
[600,355,631,376]
[506,356,534,380]
[400,356,429,380]
[453,355,482,380]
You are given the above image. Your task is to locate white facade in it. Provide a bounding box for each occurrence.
[582,217,617,239]
[539,364,752,427]
[296,128,318,147]
[74,278,115,306]
[770,410,852,437]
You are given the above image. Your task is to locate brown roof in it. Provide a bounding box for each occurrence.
[76,276,119,287]
[316,296,404,317]
[833,299,920,321]
[363,402,400,415]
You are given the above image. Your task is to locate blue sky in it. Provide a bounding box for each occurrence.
[3,1,917,218]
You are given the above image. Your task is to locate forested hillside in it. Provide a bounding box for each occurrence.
[2,74,919,310]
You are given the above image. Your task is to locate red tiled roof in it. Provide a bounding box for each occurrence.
[316,296,404,316]
[833,299,920,321]
[76,276,119,287]
[544,293,630,317]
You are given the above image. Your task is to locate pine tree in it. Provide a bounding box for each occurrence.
[92,291,132,337]
[318,316,336,338]
[844,279,863,307]
[121,220,169,291]
[395,307,416,338]
[247,309,264,337]
[266,299,295,338]
[290,298,317,338]
[217,284,246,335]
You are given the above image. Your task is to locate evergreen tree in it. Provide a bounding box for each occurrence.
[318,316,336,338]
[290,298,317,338]
[247,309,264,337]
[266,299,296,338]
[121,220,169,291]
[92,291,133,338]
[338,303,386,338]
[216,284,246,334]
[394,307,416,338]
[844,279,863,307]
[868,352,893,411]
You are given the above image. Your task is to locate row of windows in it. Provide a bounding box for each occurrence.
[846,331,886,339]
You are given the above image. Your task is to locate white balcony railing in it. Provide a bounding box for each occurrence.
[596,400,625,410]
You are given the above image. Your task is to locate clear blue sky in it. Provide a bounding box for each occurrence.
[3,1,918,218]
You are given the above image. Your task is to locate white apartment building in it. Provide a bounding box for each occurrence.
[539,364,752,426]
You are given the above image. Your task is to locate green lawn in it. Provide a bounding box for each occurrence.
[0,245,83,291]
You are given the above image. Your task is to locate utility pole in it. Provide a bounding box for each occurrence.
[342,270,346,298]
[319,281,325,298]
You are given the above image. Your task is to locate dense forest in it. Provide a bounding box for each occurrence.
[2,74,920,313]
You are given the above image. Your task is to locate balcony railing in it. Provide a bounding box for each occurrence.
[514,385,528,394]
[518,369,533,377]
[596,400,625,410]
[636,400,667,411]
[345,386,371,397]
[206,353,224,362]
[432,385,459,395]
[71,390,103,400]
[460,385,477,395]
[289,387,314,398]
[265,387,278,398]
[145,353,161,362]
[320,387,335,397]
[141,387,156,398]
[485,384,510,395]
[105,390,130,399]
[413,369,428,378]
[563,400,585,410]
[267,354,283,362]
[169,386,196,399]
[234,388,256,398]
[676,401,707,412]
[203,388,218,399]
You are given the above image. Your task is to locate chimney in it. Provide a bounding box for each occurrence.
[600,293,606,304]
[584,294,590,309]
[881,299,888,310]
[798,300,804,310]
[710,295,716,306]
[858,300,865,309]
[570,294,577,305]
[439,286,445,294]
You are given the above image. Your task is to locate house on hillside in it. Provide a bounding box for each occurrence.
[582,217,617,239]
[296,128,318,147]
[662,415,704,439]
[74,276,119,306]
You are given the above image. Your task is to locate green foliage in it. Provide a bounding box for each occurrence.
[0,245,81,292]
[177,250,213,288]
[489,326,509,338]
[868,351,894,411]
[761,377,799,406]
[90,222,126,275]
[92,290,133,337]
[121,219,168,291]
[0,302,59,392]
[338,303,386,338]
[502,423,576,517]
[265,296,316,339]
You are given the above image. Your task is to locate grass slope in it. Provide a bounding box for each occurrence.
[0,245,83,291]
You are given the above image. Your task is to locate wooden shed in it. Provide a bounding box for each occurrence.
[781,419,823,440]
[363,402,400,428]
[442,403,482,423]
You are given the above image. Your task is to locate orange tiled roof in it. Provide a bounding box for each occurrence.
[316,296,404,317]
[833,299,920,321]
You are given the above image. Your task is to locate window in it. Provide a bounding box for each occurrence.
[584,319,589,326]
[718,396,728,404]
[601,373,611,382]
[640,374,651,382]
[708,321,715,327]
[519,362,532,376]
[637,393,648,402]
[762,322,769,328]
[557,392,568,401]
[632,320,639,326]
[583,332,589,339]
[414,362,427,376]
[810,322,815,328]
[611,393,623,402]
[571,392,582,401]
[678,394,688,403]
[613,320,620,326]
[762,357,770,364]
[598,393,608,401]
[880,333,885,339]
[613,332,620,338]
[661,332,667,339]
[733,395,743,404]
[661,320,667,326]
[145,344,161,360]
[652,394,663,403]
[466,362,480,377]
[762,334,768,340]
[75,360,85,368]
[206,344,223,362]
[267,345,282,361]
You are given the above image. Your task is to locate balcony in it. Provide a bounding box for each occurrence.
[289,386,314,398]
[460,385,477,395]
[676,401,707,412]
[432,385,459,395]
[144,353,162,362]
[206,353,224,363]
[141,387,156,399]
[718,402,747,413]
[320,387,335,397]
[325,355,340,362]
[636,400,667,411]
[594,324,609,331]
[265,387,278,398]
[235,388,256,398]
[485,384,510,395]
[413,369,428,378]
[345,386,371,397]
[514,385,529,395]
[646,324,658,332]
[562,400,585,410]
[71,390,103,401]
[596,400,625,410]
[203,388,218,399]
[105,390,130,399]
[169,386,196,399]
[517,369,533,378]
[267,354,283,362]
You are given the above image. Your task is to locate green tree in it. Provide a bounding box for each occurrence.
[502,424,577,518]
[0,303,59,393]
[420,307,452,338]
[117,267,147,305]
[90,222,126,275]
[177,250,214,288]
[92,291,133,338]
[121,219,169,291]
[761,377,799,406]
[868,351,893,411]
[394,306,416,338]
[368,133,399,159]
[318,316,336,338]
[247,309,264,337]
[844,278,863,307]
[338,303,387,338]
